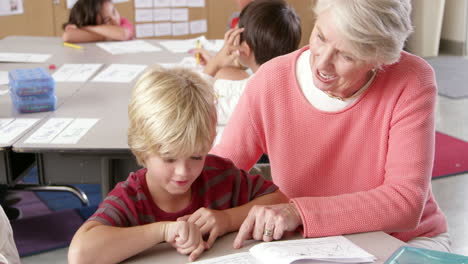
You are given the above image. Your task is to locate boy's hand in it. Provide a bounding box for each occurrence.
[203,27,245,76]
[163,221,206,262]
[178,207,231,249]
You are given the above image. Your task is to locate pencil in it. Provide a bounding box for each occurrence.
[195,40,201,65]
[63,42,83,49]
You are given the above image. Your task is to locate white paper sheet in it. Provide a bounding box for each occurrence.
[0,0,23,16]
[154,22,172,36]
[154,0,171,7]
[92,64,147,83]
[171,8,188,21]
[24,118,74,144]
[52,64,102,82]
[159,36,205,53]
[0,71,8,85]
[187,0,205,7]
[0,119,14,129]
[136,23,155,38]
[135,0,153,8]
[0,53,51,63]
[135,9,154,22]
[153,8,171,21]
[96,40,161,55]
[250,236,376,264]
[51,118,99,144]
[190,19,207,34]
[191,252,259,264]
[0,118,39,144]
[66,0,77,9]
[171,0,187,7]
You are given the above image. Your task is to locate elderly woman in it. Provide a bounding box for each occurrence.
[211,0,450,252]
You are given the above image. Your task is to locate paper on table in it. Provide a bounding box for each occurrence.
[159,57,201,72]
[159,36,207,53]
[96,40,161,55]
[51,118,99,144]
[92,64,147,83]
[172,22,189,36]
[0,71,9,85]
[249,236,376,264]
[154,8,171,21]
[191,252,260,264]
[0,52,51,63]
[0,119,14,129]
[24,118,74,144]
[0,118,39,144]
[52,64,102,82]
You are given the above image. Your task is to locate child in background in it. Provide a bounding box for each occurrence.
[197,0,301,125]
[62,0,133,43]
[228,0,252,29]
[0,207,20,264]
[67,67,286,263]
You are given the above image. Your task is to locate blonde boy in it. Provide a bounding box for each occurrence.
[68,67,286,264]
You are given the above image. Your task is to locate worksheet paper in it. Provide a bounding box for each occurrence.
[51,118,99,144]
[52,64,102,82]
[154,0,171,7]
[192,236,376,264]
[159,36,205,53]
[187,0,205,7]
[92,64,147,83]
[24,118,74,144]
[96,40,161,55]
[136,24,155,38]
[190,19,207,34]
[171,0,187,7]
[0,71,8,85]
[154,23,172,36]
[135,0,153,8]
[0,52,51,63]
[153,8,171,21]
[171,8,188,21]
[0,118,39,144]
[0,119,14,129]
[172,22,189,36]
[135,9,154,22]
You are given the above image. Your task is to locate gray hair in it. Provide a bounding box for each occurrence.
[314,0,413,66]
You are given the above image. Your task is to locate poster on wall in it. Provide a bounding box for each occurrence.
[0,0,24,16]
[67,0,128,9]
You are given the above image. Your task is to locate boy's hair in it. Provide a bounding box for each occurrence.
[63,0,110,29]
[238,0,301,65]
[128,67,217,166]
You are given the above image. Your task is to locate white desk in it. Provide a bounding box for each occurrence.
[124,231,406,264]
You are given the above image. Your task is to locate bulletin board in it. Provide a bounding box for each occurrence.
[133,0,208,40]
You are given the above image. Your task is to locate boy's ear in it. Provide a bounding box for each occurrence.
[238,41,252,57]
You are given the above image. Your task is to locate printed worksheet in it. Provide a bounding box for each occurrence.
[0,119,14,129]
[159,57,202,72]
[159,36,203,53]
[192,252,260,264]
[153,8,171,21]
[187,0,204,7]
[190,19,207,34]
[0,52,51,63]
[154,0,171,7]
[92,64,147,83]
[24,118,74,144]
[52,64,102,82]
[0,71,8,85]
[0,118,39,144]
[51,118,99,144]
[96,40,161,55]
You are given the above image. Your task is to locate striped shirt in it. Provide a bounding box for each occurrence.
[88,154,277,226]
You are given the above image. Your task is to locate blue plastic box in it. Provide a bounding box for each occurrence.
[9,67,55,96]
[385,246,468,264]
[10,93,57,113]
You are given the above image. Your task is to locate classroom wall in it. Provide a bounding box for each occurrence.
[440,0,467,55]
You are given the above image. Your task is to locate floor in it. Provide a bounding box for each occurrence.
[19,96,468,263]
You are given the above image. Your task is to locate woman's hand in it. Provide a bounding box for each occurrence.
[163,221,206,262]
[233,203,302,248]
[178,207,231,249]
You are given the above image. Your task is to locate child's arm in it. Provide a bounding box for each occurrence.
[178,189,287,248]
[68,220,205,264]
[82,24,133,41]
[62,24,107,43]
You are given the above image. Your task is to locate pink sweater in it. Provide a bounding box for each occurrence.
[211,46,447,242]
